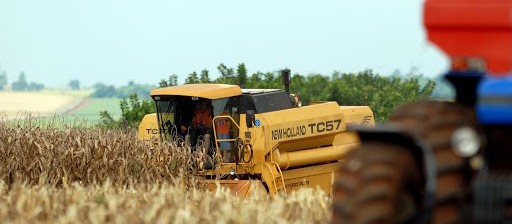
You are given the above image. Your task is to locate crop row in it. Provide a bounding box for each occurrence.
[0,116,198,187]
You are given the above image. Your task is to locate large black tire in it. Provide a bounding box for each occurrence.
[389,101,476,224]
[332,101,476,224]
[332,142,422,224]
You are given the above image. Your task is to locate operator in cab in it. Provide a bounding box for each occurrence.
[216,107,232,162]
[181,100,214,148]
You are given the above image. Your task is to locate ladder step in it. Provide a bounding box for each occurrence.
[275,178,284,188]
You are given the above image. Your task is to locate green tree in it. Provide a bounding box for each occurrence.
[247,72,262,87]
[263,72,281,88]
[169,74,178,86]
[119,94,155,127]
[99,93,155,129]
[236,63,248,87]
[326,70,435,121]
[200,69,211,83]
[91,83,116,98]
[216,63,236,84]
[116,81,155,99]
[290,73,306,94]
[11,72,28,91]
[160,74,178,87]
[68,79,80,90]
[27,82,44,91]
[300,74,330,103]
[0,70,7,91]
[159,79,168,88]
[185,71,199,84]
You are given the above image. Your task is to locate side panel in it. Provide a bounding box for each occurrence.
[138,113,160,141]
[255,102,347,153]
[340,106,375,128]
[272,144,356,170]
[281,162,342,196]
[201,180,267,198]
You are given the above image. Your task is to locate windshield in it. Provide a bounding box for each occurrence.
[154,96,195,141]
[154,95,241,144]
[212,98,229,116]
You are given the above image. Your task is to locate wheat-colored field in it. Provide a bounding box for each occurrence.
[0,91,84,119]
[0,182,331,224]
[0,118,332,223]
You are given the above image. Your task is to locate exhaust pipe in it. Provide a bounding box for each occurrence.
[281,69,291,95]
[281,68,301,107]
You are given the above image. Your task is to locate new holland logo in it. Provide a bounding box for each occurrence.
[254,119,261,127]
[272,119,342,140]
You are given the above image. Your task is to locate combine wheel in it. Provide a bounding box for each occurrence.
[390,101,476,224]
[332,142,422,224]
[332,101,476,224]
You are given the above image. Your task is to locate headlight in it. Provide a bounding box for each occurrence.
[451,126,480,157]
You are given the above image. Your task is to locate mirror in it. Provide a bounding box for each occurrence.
[246,110,255,128]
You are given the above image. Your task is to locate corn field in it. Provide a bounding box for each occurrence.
[0,115,332,223]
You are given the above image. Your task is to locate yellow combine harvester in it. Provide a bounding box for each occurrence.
[138,74,374,197]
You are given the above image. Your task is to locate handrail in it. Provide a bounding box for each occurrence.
[212,115,242,162]
[264,163,278,193]
[271,161,287,195]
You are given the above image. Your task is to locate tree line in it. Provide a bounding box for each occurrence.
[100,63,437,128]
[0,64,85,92]
[91,81,156,99]
[0,66,45,91]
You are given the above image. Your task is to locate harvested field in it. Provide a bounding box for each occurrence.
[0,91,84,119]
[0,118,332,223]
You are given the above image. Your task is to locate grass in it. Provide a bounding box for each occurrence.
[68,98,122,124]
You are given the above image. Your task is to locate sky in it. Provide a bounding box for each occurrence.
[0,0,448,88]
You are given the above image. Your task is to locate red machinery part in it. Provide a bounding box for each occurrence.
[424,0,512,75]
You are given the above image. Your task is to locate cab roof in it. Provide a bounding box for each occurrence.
[242,89,282,94]
[150,84,242,99]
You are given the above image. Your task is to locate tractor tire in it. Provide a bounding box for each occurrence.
[332,142,422,224]
[389,101,476,224]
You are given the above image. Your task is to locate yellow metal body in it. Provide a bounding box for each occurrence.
[138,113,160,141]
[138,84,375,197]
[150,84,242,99]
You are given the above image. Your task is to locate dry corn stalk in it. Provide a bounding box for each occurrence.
[0,116,196,187]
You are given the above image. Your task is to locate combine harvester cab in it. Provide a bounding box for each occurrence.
[139,72,374,198]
